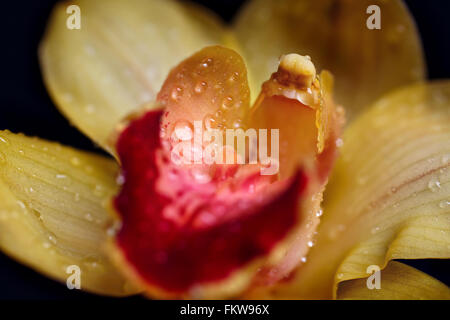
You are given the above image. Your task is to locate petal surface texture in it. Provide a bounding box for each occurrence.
[0,131,139,296]
[263,81,450,299]
[234,0,425,120]
[112,47,341,298]
[39,0,227,151]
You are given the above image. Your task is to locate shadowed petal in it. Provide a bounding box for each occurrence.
[338,261,450,300]
[234,0,425,120]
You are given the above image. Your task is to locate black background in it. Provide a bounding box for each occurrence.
[0,0,448,299]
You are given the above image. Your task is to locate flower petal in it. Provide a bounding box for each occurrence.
[233,0,425,120]
[337,261,450,300]
[0,130,139,296]
[39,0,227,151]
[260,81,450,299]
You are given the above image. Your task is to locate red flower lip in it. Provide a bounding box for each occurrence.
[115,109,308,295]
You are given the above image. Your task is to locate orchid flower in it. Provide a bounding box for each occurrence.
[0,0,448,299]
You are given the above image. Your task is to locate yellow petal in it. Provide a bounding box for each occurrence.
[233,0,425,120]
[337,261,450,300]
[261,81,450,299]
[0,130,139,296]
[39,0,227,152]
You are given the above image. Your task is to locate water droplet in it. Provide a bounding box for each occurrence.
[316,209,323,217]
[93,184,105,197]
[84,104,95,114]
[442,154,450,165]
[191,167,212,184]
[428,176,441,192]
[300,257,307,263]
[106,220,122,237]
[0,136,9,145]
[357,176,367,185]
[200,58,212,68]
[70,157,81,166]
[83,255,101,268]
[48,233,57,245]
[194,81,207,94]
[84,45,96,56]
[307,240,314,247]
[18,149,24,155]
[228,72,239,83]
[203,114,217,130]
[232,119,242,129]
[56,174,67,180]
[439,200,450,209]
[116,174,125,186]
[173,121,193,141]
[61,93,73,102]
[221,96,234,110]
[337,273,344,279]
[335,138,344,148]
[371,226,380,234]
[16,200,26,210]
[171,86,183,101]
[328,224,346,240]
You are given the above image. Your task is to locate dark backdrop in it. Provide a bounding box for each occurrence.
[0,0,448,299]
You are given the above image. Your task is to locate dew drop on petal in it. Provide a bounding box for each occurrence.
[93,184,105,197]
[371,226,380,234]
[16,200,26,210]
[335,138,344,148]
[171,87,183,101]
[194,81,207,94]
[439,200,450,209]
[221,96,234,110]
[70,157,81,166]
[232,119,242,129]
[116,174,125,186]
[442,154,450,165]
[0,136,10,145]
[428,176,441,192]
[84,104,96,114]
[190,166,212,184]
[174,120,193,141]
